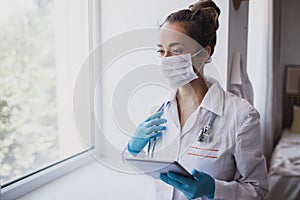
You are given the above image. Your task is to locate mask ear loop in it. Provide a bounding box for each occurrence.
[191,48,205,74]
[190,48,210,88]
[191,48,212,64]
[191,48,203,57]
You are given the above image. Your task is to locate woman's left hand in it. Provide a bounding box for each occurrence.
[160,169,215,200]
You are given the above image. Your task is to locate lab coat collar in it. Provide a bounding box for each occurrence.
[166,76,224,119]
[200,76,224,116]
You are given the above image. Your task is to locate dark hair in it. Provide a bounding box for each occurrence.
[161,0,220,55]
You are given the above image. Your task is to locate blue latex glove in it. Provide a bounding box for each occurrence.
[128,111,167,154]
[160,169,215,200]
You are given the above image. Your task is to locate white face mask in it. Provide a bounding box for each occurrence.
[160,52,201,89]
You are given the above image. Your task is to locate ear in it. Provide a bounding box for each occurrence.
[204,46,212,56]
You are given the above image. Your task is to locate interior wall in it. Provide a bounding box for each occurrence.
[280,0,300,65]
[279,0,300,129]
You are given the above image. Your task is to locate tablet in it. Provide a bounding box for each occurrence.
[125,158,193,179]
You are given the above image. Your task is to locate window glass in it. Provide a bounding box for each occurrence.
[0,0,91,185]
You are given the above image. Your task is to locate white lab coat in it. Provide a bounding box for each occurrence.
[125,76,268,200]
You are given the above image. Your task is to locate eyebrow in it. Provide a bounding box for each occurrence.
[156,42,184,48]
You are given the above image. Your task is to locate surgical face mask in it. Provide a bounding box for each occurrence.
[160,50,204,89]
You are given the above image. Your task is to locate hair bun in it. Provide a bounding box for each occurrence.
[188,0,220,31]
[189,0,220,15]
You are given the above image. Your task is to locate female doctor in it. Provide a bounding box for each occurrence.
[127,0,268,199]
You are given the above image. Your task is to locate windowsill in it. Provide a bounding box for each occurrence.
[1,150,94,200]
[15,158,154,200]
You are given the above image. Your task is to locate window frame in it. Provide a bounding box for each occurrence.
[0,151,93,200]
[0,0,101,199]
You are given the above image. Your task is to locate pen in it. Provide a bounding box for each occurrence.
[151,137,156,158]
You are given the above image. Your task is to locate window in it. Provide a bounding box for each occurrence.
[0,0,96,198]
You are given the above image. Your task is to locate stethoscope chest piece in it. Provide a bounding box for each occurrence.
[198,125,213,143]
[198,112,217,143]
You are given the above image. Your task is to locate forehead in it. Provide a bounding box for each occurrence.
[159,22,201,49]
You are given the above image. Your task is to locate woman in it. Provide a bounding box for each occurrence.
[127,0,268,199]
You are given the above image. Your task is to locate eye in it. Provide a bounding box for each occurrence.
[157,49,165,56]
[170,48,184,55]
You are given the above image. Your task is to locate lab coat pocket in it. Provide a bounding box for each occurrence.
[179,140,220,173]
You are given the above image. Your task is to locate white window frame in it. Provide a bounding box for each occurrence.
[0,1,101,199]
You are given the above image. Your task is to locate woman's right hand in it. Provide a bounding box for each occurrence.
[127,111,167,154]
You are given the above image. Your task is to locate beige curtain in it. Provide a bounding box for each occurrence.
[263,0,284,166]
[263,0,275,165]
[248,0,280,166]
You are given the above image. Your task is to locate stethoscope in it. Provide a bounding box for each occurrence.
[147,100,217,158]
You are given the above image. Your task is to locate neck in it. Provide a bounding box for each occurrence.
[176,76,208,107]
